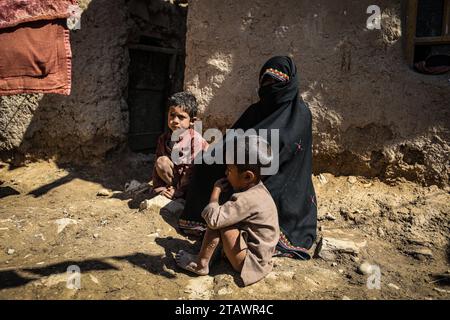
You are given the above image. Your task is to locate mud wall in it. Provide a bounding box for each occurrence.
[0,0,187,164]
[184,0,450,187]
[0,0,130,164]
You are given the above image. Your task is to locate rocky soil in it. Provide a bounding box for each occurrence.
[0,154,448,300]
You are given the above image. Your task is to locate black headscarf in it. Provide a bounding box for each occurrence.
[179,56,317,258]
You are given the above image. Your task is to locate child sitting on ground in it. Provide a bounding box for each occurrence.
[175,135,280,286]
[151,92,208,200]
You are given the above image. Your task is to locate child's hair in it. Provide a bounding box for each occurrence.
[167,92,199,119]
[232,135,273,181]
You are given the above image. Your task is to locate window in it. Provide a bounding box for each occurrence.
[405,0,450,67]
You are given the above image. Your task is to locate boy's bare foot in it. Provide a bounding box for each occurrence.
[175,250,209,276]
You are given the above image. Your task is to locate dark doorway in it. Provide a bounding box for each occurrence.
[126,0,188,153]
[127,46,178,151]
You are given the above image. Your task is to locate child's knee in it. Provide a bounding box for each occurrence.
[156,156,173,170]
[156,156,174,175]
[219,227,247,270]
[155,156,175,185]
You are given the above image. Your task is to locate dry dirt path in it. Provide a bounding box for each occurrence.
[0,156,448,299]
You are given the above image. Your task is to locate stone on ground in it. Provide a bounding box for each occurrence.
[54,218,78,234]
[96,188,111,197]
[316,236,367,261]
[139,195,185,215]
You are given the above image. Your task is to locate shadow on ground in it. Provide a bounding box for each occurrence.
[2,152,154,199]
[0,250,179,290]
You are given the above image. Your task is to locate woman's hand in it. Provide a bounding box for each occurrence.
[153,186,175,199]
[153,186,167,195]
[162,186,175,199]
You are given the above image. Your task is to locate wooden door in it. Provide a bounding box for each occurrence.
[127,45,177,152]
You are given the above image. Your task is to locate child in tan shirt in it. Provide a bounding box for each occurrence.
[176,135,279,286]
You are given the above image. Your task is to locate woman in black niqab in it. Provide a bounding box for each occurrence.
[179,56,317,259]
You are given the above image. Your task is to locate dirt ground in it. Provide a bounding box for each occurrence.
[0,153,449,300]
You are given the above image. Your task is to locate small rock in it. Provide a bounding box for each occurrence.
[342,296,351,300]
[377,227,385,238]
[54,218,78,234]
[34,233,46,241]
[93,233,99,239]
[395,207,410,215]
[388,283,400,290]
[406,237,429,247]
[325,213,337,221]
[413,214,427,226]
[96,188,111,197]
[139,199,150,211]
[316,236,366,261]
[347,176,357,184]
[363,182,372,188]
[217,287,233,295]
[331,262,338,267]
[272,258,283,268]
[434,287,450,294]
[339,208,354,221]
[338,269,344,274]
[147,232,159,238]
[139,195,185,215]
[7,248,15,255]
[41,274,69,288]
[162,265,176,276]
[214,274,235,287]
[89,275,100,284]
[405,246,433,260]
[317,174,328,185]
[185,277,214,299]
